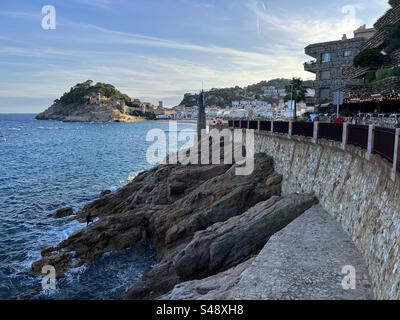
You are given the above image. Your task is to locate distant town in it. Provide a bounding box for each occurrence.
[37,0,400,129]
[151,1,400,129]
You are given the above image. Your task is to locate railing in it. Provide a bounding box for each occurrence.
[318,123,343,142]
[292,122,314,137]
[260,121,271,132]
[348,125,369,149]
[374,127,396,162]
[273,121,289,134]
[240,120,248,129]
[227,120,400,181]
[249,121,258,130]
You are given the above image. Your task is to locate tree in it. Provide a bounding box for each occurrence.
[285,78,307,119]
[353,48,384,68]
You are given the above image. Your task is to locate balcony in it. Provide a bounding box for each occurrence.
[304,61,317,73]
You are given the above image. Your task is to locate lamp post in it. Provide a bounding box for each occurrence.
[197,90,206,141]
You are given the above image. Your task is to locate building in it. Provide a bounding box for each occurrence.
[163,108,176,119]
[342,0,400,114]
[88,92,109,105]
[304,26,375,108]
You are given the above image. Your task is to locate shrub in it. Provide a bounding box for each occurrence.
[385,22,400,53]
[365,71,376,83]
[353,48,384,68]
[375,67,400,81]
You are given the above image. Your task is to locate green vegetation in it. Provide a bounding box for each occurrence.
[284,78,307,119]
[54,80,131,105]
[365,71,377,83]
[353,48,384,68]
[375,67,400,81]
[385,22,400,53]
[129,109,157,120]
[284,78,306,103]
[179,79,291,108]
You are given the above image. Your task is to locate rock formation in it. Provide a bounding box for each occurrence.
[35,81,145,123]
[36,103,143,123]
[174,194,317,279]
[52,207,74,219]
[32,150,319,299]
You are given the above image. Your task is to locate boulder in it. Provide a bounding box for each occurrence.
[174,194,318,279]
[52,207,74,218]
[100,190,112,197]
[160,259,255,300]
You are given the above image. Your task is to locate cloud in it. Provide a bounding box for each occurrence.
[194,3,216,9]
[0,0,389,111]
[75,0,111,9]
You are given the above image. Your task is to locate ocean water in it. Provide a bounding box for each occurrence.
[0,114,196,299]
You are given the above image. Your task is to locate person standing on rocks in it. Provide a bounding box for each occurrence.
[86,213,94,226]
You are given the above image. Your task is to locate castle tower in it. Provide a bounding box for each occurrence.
[96,92,101,104]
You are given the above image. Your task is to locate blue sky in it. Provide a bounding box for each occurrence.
[0,0,390,113]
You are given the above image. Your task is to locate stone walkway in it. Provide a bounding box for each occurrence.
[227,205,374,300]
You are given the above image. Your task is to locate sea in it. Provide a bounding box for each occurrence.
[0,114,196,300]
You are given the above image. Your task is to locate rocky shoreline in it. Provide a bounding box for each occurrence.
[31,143,325,299]
[36,103,145,123]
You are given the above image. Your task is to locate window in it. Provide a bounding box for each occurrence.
[319,88,331,100]
[344,50,353,58]
[320,70,331,80]
[321,52,332,63]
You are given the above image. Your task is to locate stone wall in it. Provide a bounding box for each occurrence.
[247,130,399,300]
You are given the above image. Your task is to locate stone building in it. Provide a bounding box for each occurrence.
[304,27,375,108]
[340,0,400,114]
[345,1,400,92]
[87,92,109,105]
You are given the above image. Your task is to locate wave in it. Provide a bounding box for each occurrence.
[37,127,64,130]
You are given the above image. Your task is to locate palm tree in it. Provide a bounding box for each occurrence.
[285,78,307,120]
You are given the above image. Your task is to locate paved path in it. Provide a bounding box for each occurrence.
[227,205,374,300]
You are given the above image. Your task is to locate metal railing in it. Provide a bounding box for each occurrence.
[227,120,400,181]
[374,127,396,162]
[292,122,314,137]
[318,123,343,142]
[273,121,289,134]
[249,121,258,130]
[348,125,369,150]
[260,121,271,131]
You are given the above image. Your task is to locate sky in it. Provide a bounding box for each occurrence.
[0,0,391,113]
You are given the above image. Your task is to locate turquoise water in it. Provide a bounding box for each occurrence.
[0,114,196,299]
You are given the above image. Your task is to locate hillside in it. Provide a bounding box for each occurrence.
[179,79,291,108]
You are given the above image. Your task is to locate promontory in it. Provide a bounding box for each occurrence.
[36,80,157,123]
